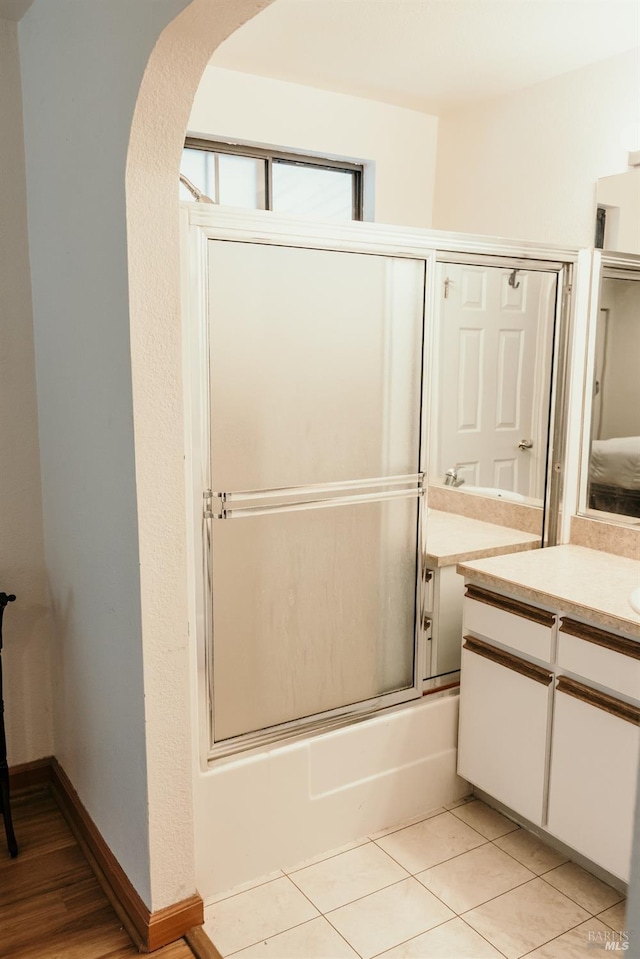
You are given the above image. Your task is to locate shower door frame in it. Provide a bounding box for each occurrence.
[181,206,581,763]
[183,208,440,761]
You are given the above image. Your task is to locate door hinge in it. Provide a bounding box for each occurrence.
[203,489,214,519]
[443,277,451,299]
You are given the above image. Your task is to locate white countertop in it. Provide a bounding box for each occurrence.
[425,509,540,568]
[458,544,640,639]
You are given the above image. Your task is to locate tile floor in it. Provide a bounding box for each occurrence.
[203,798,629,958]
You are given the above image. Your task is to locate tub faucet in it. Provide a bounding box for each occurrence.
[444,467,465,488]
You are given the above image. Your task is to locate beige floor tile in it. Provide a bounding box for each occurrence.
[449,800,519,840]
[521,917,626,957]
[376,917,505,958]
[228,916,360,958]
[444,795,475,811]
[327,877,454,959]
[542,861,624,914]
[598,899,628,934]
[375,811,487,873]
[282,837,369,874]
[463,877,590,959]
[416,842,534,913]
[288,841,409,913]
[369,807,447,841]
[494,828,568,875]
[203,876,318,956]
[206,871,285,905]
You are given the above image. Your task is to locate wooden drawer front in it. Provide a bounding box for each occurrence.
[463,585,555,662]
[547,679,640,882]
[558,618,640,702]
[458,640,552,826]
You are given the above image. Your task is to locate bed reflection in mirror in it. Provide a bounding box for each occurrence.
[588,272,640,519]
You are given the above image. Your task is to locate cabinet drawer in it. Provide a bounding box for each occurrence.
[547,677,640,882]
[458,637,553,826]
[557,618,640,702]
[463,585,556,662]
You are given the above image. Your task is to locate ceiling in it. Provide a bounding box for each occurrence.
[212,0,640,114]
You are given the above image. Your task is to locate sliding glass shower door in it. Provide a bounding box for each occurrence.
[206,239,427,751]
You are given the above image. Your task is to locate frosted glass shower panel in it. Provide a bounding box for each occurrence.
[208,242,425,491]
[212,496,419,742]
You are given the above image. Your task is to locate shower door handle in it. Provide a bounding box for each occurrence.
[207,473,425,519]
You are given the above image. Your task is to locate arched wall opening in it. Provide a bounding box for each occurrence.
[125,0,274,910]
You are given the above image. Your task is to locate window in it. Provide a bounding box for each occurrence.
[180,138,364,221]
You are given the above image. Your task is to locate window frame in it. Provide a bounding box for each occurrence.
[184,135,365,221]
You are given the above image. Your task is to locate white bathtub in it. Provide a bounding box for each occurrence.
[194,692,468,900]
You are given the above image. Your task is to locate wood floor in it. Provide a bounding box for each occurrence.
[0,787,196,958]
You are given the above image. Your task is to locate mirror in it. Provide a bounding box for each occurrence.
[581,256,640,523]
[421,250,569,690]
[595,169,640,256]
[429,258,558,514]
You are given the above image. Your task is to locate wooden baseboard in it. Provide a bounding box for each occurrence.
[185,925,223,959]
[11,756,204,952]
[9,756,54,792]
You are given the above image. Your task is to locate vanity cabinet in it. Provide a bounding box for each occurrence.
[547,617,640,881]
[458,635,553,825]
[547,674,639,882]
[458,586,555,825]
[458,581,640,882]
[422,564,465,681]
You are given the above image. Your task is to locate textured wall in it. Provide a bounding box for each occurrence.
[434,50,640,247]
[0,17,53,766]
[126,0,272,909]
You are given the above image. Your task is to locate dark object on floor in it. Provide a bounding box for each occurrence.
[0,591,18,858]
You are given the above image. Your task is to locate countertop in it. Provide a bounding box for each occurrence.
[458,544,640,639]
[425,509,540,567]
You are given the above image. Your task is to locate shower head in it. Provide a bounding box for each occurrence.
[179,173,215,204]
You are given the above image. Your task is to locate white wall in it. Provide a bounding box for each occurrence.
[0,17,53,766]
[434,50,640,247]
[190,66,439,228]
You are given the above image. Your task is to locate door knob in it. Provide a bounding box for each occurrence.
[518,439,534,450]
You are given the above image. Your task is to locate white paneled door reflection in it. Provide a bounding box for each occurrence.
[437,263,557,498]
[207,241,426,746]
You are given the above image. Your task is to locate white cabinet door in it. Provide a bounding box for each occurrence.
[458,637,553,825]
[547,677,640,882]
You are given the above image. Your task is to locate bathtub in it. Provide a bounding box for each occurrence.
[194,692,468,899]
